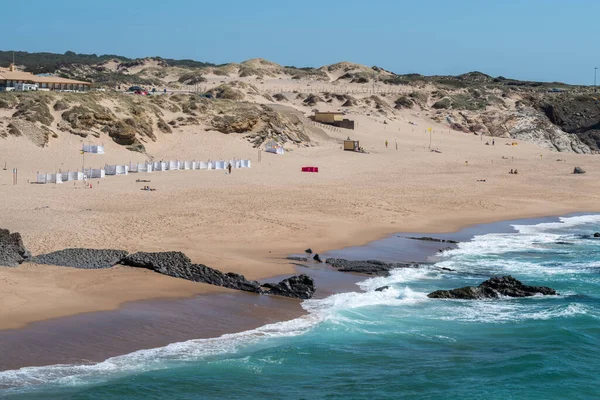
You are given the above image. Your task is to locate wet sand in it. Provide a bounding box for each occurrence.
[0,261,369,371]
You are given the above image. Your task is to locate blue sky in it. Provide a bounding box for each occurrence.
[4,0,599,84]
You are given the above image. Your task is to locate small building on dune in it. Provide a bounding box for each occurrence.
[265,140,284,154]
[314,111,345,124]
[314,111,355,130]
[343,139,360,152]
[0,64,91,91]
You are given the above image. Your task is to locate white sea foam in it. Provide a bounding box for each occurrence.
[0,315,320,391]
[438,301,592,324]
[440,215,600,262]
[514,214,600,235]
[357,267,442,292]
[438,257,589,277]
[0,278,428,392]
[441,232,562,260]
[434,216,600,277]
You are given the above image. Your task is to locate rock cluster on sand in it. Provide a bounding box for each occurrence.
[287,256,309,262]
[427,276,557,299]
[262,275,316,299]
[122,251,315,299]
[0,229,31,267]
[32,249,129,269]
[326,258,419,277]
[573,167,586,174]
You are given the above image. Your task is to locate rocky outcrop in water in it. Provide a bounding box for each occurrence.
[0,229,31,266]
[326,258,419,276]
[427,276,557,299]
[406,237,459,244]
[375,286,390,292]
[262,275,316,299]
[32,248,128,269]
[122,251,314,298]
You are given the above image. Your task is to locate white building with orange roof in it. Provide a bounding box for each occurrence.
[0,64,91,91]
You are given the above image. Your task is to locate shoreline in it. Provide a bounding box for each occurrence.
[0,212,593,371]
[1,208,596,333]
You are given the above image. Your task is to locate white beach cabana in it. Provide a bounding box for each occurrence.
[265,140,284,155]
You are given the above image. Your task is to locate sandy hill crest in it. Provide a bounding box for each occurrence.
[2,51,600,155]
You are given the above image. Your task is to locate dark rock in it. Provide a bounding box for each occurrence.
[122,251,192,275]
[305,248,313,254]
[287,256,308,262]
[438,247,453,253]
[536,95,600,151]
[427,275,557,299]
[122,251,313,298]
[594,233,600,238]
[0,229,31,267]
[375,286,390,292]
[574,167,586,174]
[555,241,574,245]
[189,264,262,293]
[436,267,455,272]
[406,236,459,244]
[326,258,419,277]
[262,274,316,299]
[313,254,323,263]
[32,248,128,269]
[122,251,262,293]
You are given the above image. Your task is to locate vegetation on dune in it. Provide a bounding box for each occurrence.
[178,72,207,85]
[207,84,245,101]
[12,94,54,125]
[239,67,264,78]
[53,99,70,111]
[0,50,215,74]
[273,93,287,102]
[303,94,323,106]
[394,95,413,109]
[283,67,329,81]
[338,71,371,84]
[157,117,172,133]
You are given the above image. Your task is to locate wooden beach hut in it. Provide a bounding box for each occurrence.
[343,139,360,152]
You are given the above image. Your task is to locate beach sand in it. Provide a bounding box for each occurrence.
[2,95,600,332]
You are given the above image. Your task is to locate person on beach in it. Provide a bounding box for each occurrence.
[385,140,388,149]
[228,163,232,175]
[492,139,495,146]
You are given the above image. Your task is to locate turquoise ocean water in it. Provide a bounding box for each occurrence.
[1,215,599,399]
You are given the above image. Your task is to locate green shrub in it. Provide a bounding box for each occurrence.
[394,96,413,108]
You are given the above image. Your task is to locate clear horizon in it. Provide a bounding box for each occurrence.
[4,0,599,85]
